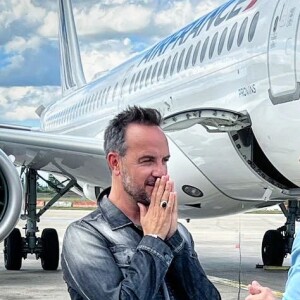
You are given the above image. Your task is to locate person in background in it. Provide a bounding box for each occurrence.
[61,106,221,299]
[246,230,300,300]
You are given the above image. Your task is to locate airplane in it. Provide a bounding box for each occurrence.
[1,0,300,271]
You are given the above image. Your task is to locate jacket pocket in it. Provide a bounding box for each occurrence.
[109,245,136,267]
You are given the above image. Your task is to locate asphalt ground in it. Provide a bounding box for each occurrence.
[0,210,294,300]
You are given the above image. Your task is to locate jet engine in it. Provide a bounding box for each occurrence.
[0,149,23,242]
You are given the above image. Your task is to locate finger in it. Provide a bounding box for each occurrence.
[249,285,263,296]
[172,191,178,212]
[171,192,178,224]
[155,176,168,206]
[161,181,172,203]
[252,281,261,288]
[248,281,263,295]
[149,178,160,208]
[138,203,147,218]
[166,192,175,210]
[169,179,174,192]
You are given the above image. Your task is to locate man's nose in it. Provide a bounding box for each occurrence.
[152,163,167,177]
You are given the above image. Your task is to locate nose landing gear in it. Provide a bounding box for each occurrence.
[261,200,300,266]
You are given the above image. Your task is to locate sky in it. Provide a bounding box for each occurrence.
[0,0,224,127]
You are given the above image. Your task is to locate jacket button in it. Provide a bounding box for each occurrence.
[164,254,171,264]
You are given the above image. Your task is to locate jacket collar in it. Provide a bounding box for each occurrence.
[99,196,133,230]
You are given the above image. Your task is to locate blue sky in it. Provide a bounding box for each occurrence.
[0,0,223,127]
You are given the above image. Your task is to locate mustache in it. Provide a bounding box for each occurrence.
[145,177,158,186]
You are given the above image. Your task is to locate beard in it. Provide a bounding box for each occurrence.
[121,167,151,206]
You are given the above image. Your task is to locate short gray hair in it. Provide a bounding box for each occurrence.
[104,106,162,157]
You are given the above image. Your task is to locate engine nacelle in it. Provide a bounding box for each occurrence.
[82,183,97,201]
[0,149,23,242]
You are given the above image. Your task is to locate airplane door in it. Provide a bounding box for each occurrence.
[268,0,300,105]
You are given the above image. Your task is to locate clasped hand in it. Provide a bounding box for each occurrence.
[138,175,178,240]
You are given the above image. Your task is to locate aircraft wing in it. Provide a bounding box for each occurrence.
[0,127,111,188]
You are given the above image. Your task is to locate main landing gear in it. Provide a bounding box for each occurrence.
[261,200,300,266]
[3,168,77,270]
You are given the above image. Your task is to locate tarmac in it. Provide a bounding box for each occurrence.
[0,209,294,300]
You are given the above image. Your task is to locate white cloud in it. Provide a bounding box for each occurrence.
[0,86,32,102]
[0,0,225,124]
[37,11,58,38]
[74,4,152,36]
[0,0,46,29]
[81,39,134,81]
[0,95,8,107]
[5,105,37,121]
[4,36,41,53]
[0,86,60,122]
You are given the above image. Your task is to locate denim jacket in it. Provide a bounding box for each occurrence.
[61,196,221,300]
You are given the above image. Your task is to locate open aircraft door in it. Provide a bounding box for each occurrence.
[268,0,300,105]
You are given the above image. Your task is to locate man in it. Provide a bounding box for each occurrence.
[61,106,221,299]
[246,230,300,300]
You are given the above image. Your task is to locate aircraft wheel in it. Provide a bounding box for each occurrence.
[4,228,23,270]
[262,229,285,266]
[41,228,59,270]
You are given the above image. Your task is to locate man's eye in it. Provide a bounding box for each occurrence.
[141,159,152,163]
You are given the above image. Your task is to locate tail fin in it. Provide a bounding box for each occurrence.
[58,0,86,96]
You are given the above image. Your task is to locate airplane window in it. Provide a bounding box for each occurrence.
[93,92,99,110]
[80,98,85,115]
[129,74,136,94]
[86,96,91,111]
[66,109,69,122]
[218,28,228,55]
[185,45,193,69]
[120,79,127,97]
[82,101,86,115]
[112,83,118,101]
[105,86,111,103]
[102,88,107,105]
[177,48,186,73]
[87,94,93,111]
[66,108,70,122]
[170,52,178,76]
[192,40,201,66]
[151,62,159,84]
[87,95,92,113]
[145,65,152,87]
[157,59,165,81]
[248,12,259,42]
[79,98,84,116]
[164,56,171,79]
[209,32,218,59]
[238,17,248,47]
[96,91,102,108]
[70,106,73,120]
[134,71,141,91]
[140,68,146,89]
[227,22,238,51]
[200,37,209,63]
[80,99,84,115]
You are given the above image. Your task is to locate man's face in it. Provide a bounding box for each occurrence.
[119,124,170,206]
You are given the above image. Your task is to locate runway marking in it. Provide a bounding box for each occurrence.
[208,275,284,298]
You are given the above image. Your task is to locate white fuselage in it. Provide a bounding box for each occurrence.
[35,0,300,218]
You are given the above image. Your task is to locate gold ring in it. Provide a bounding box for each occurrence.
[160,200,168,208]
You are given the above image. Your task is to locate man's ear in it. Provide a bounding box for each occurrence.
[107,152,120,175]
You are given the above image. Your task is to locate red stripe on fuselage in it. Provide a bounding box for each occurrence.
[244,0,257,11]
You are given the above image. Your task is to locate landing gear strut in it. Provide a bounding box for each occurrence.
[3,168,77,270]
[261,200,300,266]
